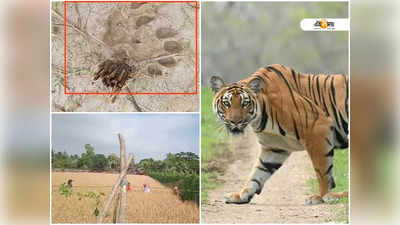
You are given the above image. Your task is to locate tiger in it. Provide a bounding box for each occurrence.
[210,64,348,205]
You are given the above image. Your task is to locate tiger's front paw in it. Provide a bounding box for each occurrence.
[305,195,324,205]
[224,192,251,204]
[322,191,348,204]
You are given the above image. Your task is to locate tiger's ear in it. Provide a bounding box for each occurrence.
[210,75,226,94]
[248,77,263,94]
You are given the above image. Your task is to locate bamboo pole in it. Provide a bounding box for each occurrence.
[97,154,133,223]
[118,133,127,223]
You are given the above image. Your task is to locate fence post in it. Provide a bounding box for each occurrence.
[112,190,121,223]
[97,154,133,223]
[118,133,126,223]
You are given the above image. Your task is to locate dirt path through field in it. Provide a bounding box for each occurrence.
[201,131,346,223]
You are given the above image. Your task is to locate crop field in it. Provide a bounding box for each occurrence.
[52,172,199,223]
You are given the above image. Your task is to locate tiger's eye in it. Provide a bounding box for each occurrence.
[223,101,230,107]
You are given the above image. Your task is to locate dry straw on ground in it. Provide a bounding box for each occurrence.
[52,172,199,223]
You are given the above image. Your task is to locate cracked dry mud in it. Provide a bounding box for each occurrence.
[202,130,347,223]
[51,2,198,112]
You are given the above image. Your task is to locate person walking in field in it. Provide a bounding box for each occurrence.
[173,186,184,202]
[143,184,151,193]
[173,186,179,196]
[127,182,131,192]
[67,179,73,188]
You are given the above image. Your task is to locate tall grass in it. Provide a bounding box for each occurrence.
[307,150,349,223]
[201,87,228,202]
[201,88,227,163]
[201,172,218,203]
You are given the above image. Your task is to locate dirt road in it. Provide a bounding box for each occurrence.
[201,131,347,223]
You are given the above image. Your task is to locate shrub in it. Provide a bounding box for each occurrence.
[148,172,199,203]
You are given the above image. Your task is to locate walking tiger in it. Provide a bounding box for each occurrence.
[210,64,348,204]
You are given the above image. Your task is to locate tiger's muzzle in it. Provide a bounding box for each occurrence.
[225,119,248,135]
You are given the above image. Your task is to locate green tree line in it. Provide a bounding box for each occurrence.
[52,144,128,171]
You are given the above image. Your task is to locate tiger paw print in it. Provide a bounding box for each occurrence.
[97,2,191,92]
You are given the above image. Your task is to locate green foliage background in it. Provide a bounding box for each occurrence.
[307,150,349,223]
[139,152,200,203]
[149,172,199,203]
[202,2,348,86]
[201,87,228,202]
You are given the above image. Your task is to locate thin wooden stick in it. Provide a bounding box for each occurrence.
[97,154,133,223]
[118,133,127,223]
[125,86,143,112]
[51,8,109,48]
[136,53,184,65]
[112,190,121,223]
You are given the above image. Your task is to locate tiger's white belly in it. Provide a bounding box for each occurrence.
[255,131,306,152]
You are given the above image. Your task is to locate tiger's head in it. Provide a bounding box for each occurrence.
[210,75,263,135]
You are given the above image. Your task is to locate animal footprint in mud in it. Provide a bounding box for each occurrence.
[156,27,178,39]
[130,2,146,9]
[156,38,184,68]
[147,64,163,76]
[163,40,183,53]
[158,57,177,68]
[136,15,154,28]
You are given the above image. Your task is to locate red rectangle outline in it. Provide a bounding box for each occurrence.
[64,0,198,95]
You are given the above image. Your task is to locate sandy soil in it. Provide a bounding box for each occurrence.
[201,131,347,223]
[51,2,198,112]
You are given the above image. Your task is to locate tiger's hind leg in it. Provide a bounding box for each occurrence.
[224,148,291,204]
[305,127,348,205]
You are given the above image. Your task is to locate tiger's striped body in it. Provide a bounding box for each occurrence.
[210,64,348,204]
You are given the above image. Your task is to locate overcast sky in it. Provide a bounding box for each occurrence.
[52,114,199,162]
